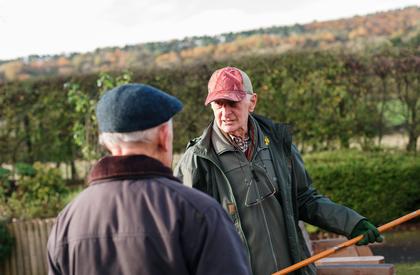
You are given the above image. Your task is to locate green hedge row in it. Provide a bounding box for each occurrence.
[304,150,420,225]
[1,46,419,166]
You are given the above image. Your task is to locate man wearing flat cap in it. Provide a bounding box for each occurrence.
[47,83,251,275]
[175,67,383,275]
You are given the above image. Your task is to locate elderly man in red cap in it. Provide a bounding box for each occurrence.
[47,83,251,275]
[175,67,382,275]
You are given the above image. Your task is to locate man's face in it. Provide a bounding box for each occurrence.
[210,94,257,136]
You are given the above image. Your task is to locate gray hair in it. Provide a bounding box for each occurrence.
[99,119,172,145]
[245,93,254,102]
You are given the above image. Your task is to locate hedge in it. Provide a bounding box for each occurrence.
[304,150,420,225]
[1,47,419,166]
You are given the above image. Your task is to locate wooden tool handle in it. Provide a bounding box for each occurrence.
[272,209,420,275]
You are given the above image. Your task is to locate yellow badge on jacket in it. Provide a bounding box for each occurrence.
[264,136,270,145]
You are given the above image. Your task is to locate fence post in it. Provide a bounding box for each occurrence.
[39,219,49,274]
[13,221,25,275]
[1,219,57,275]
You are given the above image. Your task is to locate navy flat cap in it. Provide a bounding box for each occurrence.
[96,83,183,133]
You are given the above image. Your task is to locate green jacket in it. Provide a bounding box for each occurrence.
[175,114,365,275]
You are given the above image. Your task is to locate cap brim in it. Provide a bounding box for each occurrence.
[204,90,247,106]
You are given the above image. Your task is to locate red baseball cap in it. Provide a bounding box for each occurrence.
[205,67,254,106]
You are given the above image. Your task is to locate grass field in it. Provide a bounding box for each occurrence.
[395,262,420,275]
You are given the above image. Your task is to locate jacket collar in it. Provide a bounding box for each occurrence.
[190,114,290,164]
[210,115,269,156]
[250,115,270,149]
[211,121,236,155]
[88,155,181,184]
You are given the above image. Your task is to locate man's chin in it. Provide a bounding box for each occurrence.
[221,125,239,134]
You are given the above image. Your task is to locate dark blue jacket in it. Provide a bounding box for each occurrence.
[47,155,251,275]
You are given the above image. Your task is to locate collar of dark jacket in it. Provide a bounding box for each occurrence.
[211,121,236,154]
[88,155,181,184]
[191,114,292,159]
[211,116,269,155]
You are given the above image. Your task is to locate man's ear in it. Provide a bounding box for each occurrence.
[158,123,170,152]
[103,142,122,156]
[249,93,258,112]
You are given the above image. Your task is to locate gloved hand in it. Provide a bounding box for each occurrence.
[350,220,383,246]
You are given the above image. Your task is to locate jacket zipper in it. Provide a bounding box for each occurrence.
[250,147,280,269]
[198,154,252,264]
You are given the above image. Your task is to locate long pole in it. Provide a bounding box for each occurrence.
[272,209,420,275]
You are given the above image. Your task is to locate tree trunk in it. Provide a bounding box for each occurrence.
[70,160,78,181]
[406,130,418,152]
[377,78,387,146]
[23,115,33,163]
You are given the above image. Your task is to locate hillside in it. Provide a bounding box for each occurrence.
[0,6,418,83]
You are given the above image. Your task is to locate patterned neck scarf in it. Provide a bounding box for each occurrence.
[228,134,251,152]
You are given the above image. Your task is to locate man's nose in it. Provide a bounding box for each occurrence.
[220,104,232,114]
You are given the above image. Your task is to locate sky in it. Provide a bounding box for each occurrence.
[0,0,418,60]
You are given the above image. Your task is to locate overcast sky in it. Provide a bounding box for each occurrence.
[0,0,418,60]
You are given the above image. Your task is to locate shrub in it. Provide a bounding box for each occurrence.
[15,162,36,177]
[0,220,14,263]
[0,163,69,220]
[0,167,10,179]
[0,167,14,197]
[304,150,420,225]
